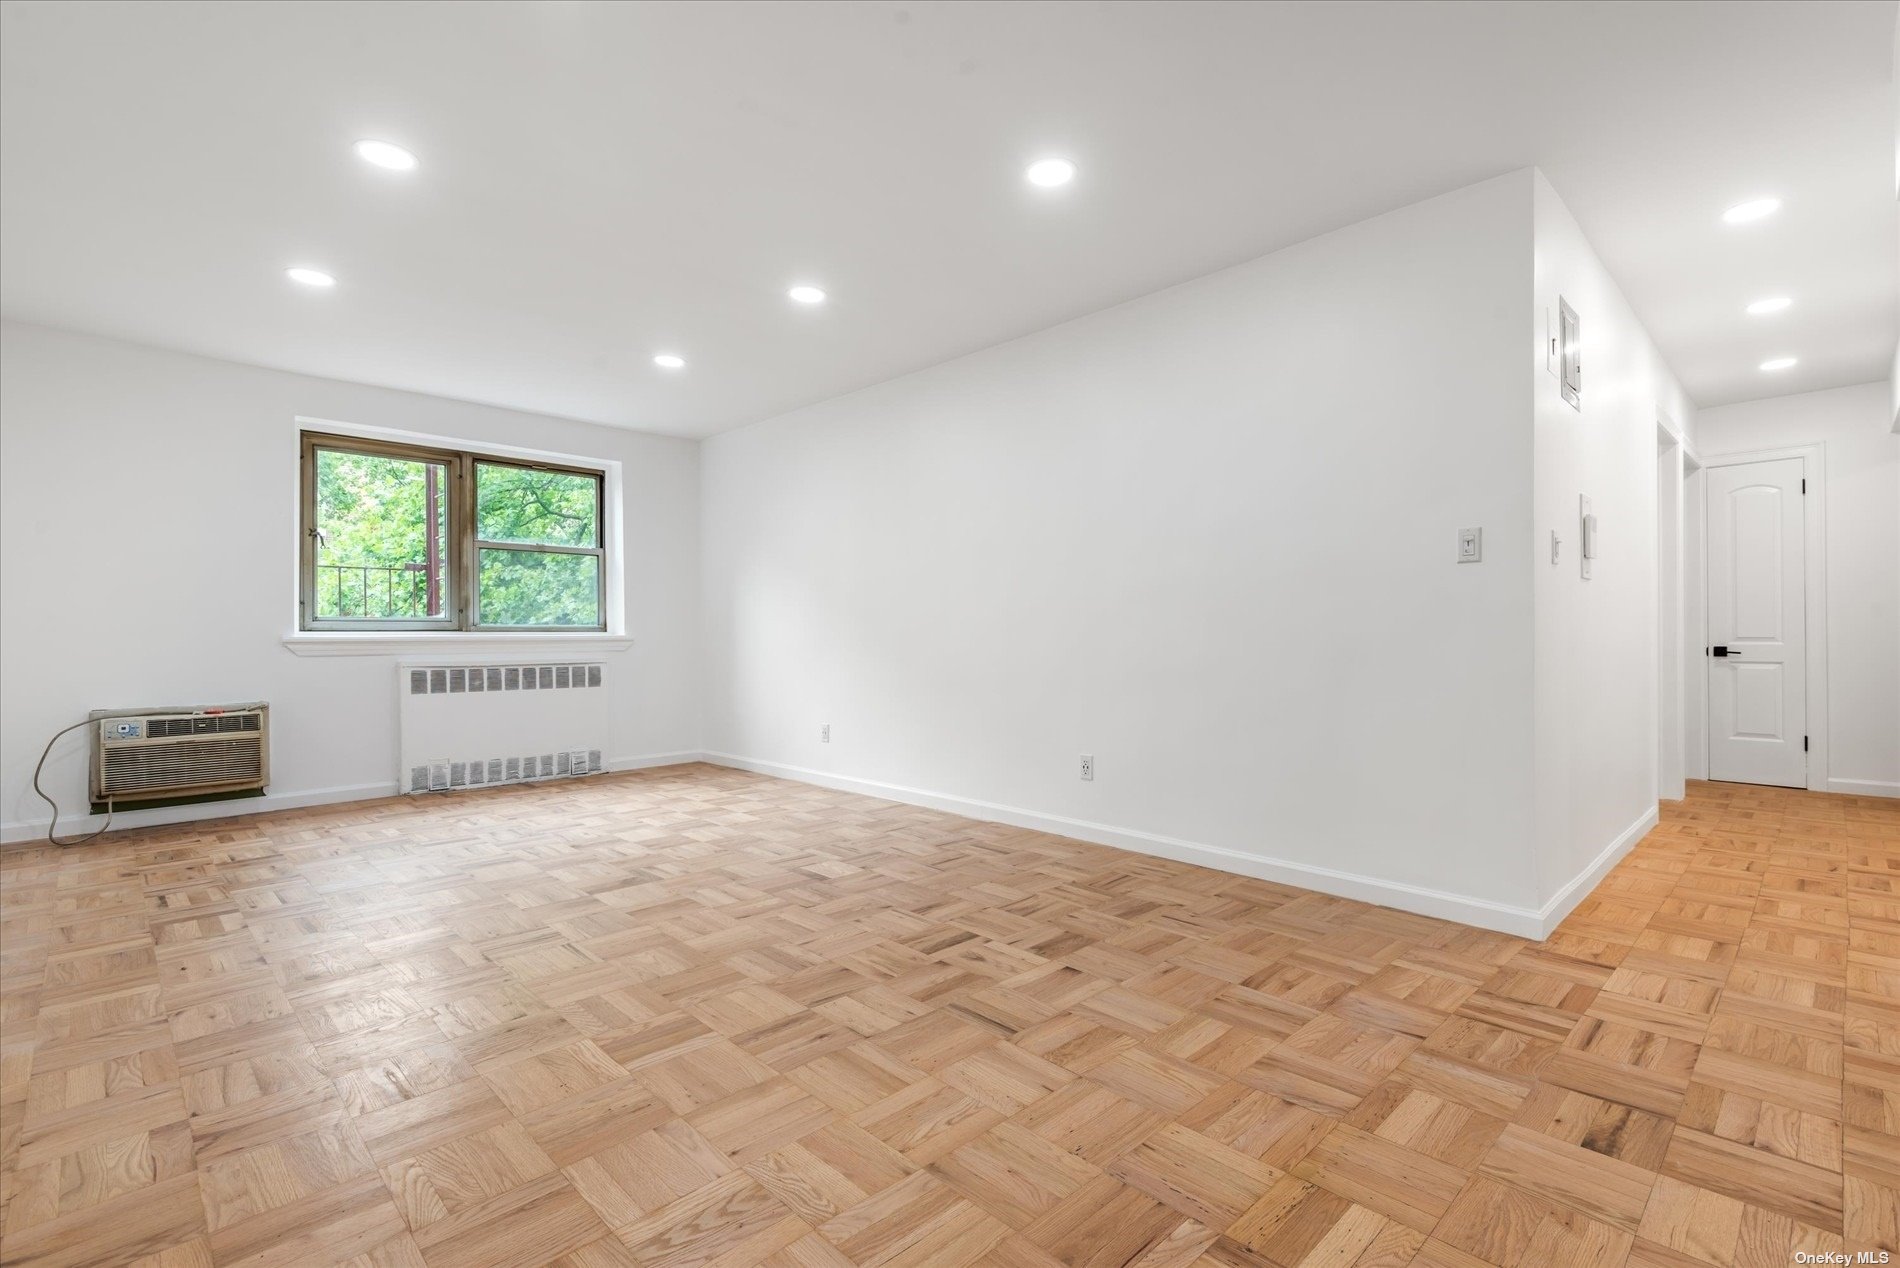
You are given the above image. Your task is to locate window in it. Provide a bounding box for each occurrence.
[299,432,606,632]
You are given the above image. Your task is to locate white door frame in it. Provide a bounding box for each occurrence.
[1655,415,1695,802]
[1699,442,1829,793]
[1682,450,1706,782]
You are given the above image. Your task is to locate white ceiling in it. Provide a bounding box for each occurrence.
[2,1,1893,438]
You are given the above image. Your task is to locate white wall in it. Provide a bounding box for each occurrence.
[1529,173,1697,913]
[1697,381,1900,797]
[0,322,703,840]
[701,171,1544,929]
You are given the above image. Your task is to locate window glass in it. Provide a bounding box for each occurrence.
[478,549,601,627]
[476,463,598,547]
[312,449,450,620]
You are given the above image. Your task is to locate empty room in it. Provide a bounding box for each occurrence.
[2,2,1897,1266]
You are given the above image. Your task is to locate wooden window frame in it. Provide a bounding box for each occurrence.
[299,431,608,633]
[468,457,607,632]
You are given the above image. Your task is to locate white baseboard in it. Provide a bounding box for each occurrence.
[607,751,704,774]
[0,752,705,847]
[5,749,1667,944]
[1,780,398,846]
[700,751,1553,938]
[1828,777,1900,799]
[1535,804,1659,935]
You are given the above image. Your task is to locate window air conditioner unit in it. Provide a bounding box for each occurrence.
[89,703,270,804]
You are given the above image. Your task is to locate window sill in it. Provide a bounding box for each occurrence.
[282,632,634,658]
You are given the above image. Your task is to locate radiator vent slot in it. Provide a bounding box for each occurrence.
[407,750,601,794]
[406,664,602,695]
[408,749,600,787]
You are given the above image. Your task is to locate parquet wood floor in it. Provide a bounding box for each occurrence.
[0,766,1894,1268]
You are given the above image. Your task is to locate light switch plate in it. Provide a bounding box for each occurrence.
[1458,527,1482,563]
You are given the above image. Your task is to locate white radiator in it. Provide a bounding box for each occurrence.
[397,663,609,794]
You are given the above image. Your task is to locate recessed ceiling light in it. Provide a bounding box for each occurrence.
[353,139,417,171]
[787,285,827,305]
[1025,158,1077,188]
[1759,356,1798,372]
[1745,296,1792,315]
[653,353,685,369]
[285,266,335,288]
[1722,197,1780,225]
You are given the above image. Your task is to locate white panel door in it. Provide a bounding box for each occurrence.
[1706,458,1806,787]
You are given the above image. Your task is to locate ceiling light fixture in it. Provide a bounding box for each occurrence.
[354,139,418,171]
[653,353,685,369]
[1722,197,1780,225]
[1759,356,1798,372]
[285,266,336,287]
[1025,158,1077,188]
[1745,296,1792,315]
[787,285,827,305]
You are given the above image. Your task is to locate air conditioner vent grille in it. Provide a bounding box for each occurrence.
[147,714,260,738]
[90,705,271,804]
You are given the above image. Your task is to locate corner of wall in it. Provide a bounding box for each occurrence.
[1528,175,1693,927]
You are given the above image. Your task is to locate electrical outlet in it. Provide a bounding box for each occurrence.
[1079,754,1093,781]
[1457,527,1482,563]
[820,724,830,743]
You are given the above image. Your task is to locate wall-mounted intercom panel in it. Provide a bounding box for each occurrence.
[1558,298,1581,411]
[1579,494,1596,580]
